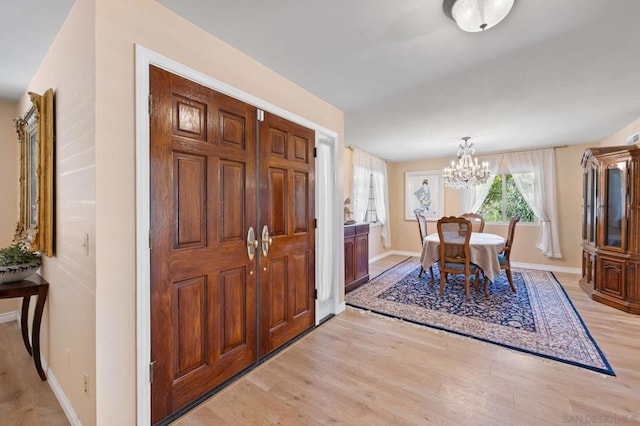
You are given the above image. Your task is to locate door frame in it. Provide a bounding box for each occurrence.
[134,45,344,425]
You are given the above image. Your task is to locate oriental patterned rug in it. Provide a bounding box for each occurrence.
[346,257,614,376]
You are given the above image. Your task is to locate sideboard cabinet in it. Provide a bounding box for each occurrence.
[344,223,370,293]
[580,145,640,314]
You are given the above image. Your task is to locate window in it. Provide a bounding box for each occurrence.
[477,172,536,223]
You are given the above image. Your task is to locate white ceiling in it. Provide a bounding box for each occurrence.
[3,1,640,162]
[0,0,75,101]
[155,0,640,161]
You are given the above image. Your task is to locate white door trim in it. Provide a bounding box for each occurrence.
[134,44,342,425]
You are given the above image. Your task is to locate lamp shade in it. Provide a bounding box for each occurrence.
[444,0,514,32]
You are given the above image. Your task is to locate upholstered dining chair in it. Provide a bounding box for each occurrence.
[499,216,520,293]
[436,216,481,300]
[414,209,435,284]
[460,212,485,233]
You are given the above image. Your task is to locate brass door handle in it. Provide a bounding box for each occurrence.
[247,227,258,260]
[261,225,273,257]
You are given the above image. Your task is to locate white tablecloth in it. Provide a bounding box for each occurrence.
[420,232,506,282]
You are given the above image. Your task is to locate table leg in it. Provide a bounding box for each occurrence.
[32,285,48,381]
[20,296,33,356]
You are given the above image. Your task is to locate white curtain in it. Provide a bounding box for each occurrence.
[461,153,503,213]
[505,148,562,258]
[316,141,334,308]
[351,148,391,248]
[371,156,391,248]
[352,149,370,224]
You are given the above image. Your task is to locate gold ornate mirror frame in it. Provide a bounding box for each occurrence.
[14,89,54,256]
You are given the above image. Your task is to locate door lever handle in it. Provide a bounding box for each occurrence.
[261,225,273,257]
[247,227,258,260]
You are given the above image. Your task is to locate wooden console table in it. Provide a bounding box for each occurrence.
[0,274,49,380]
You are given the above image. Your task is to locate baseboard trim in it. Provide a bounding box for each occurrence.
[368,252,392,263]
[512,262,580,275]
[368,252,580,275]
[0,311,18,324]
[368,250,423,263]
[44,360,82,426]
[335,302,346,315]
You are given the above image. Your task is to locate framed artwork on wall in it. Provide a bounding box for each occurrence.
[14,89,55,256]
[404,170,444,221]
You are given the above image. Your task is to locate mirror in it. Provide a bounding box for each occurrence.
[14,89,54,256]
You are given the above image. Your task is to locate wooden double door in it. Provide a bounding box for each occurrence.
[149,66,316,423]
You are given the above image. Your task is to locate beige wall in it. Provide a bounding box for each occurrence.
[20,0,97,423]
[0,100,19,314]
[91,0,344,424]
[368,225,386,259]
[601,116,640,147]
[382,143,594,271]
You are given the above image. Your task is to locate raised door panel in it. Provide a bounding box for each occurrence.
[344,238,355,285]
[354,234,369,281]
[598,257,625,299]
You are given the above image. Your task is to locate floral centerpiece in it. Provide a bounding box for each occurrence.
[0,240,41,283]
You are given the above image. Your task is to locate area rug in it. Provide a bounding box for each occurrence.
[346,257,614,376]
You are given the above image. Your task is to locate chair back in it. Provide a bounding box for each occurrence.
[460,212,485,233]
[414,209,428,244]
[437,216,472,265]
[502,216,521,260]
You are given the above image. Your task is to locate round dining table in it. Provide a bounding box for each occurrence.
[420,232,506,282]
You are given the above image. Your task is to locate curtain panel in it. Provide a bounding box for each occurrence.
[351,149,391,248]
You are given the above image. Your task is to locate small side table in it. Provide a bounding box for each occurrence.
[0,274,49,380]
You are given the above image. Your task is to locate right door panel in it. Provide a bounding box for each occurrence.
[258,112,316,357]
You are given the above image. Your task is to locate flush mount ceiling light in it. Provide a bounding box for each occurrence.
[443,0,515,32]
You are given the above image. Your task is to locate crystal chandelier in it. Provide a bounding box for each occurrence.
[443,137,491,189]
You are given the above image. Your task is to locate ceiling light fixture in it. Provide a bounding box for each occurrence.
[443,137,491,189]
[443,0,515,32]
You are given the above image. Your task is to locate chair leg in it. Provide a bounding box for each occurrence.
[429,266,435,288]
[506,268,516,293]
[418,267,424,278]
[484,275,489,298]
[439,270,446,296]
[464,273,470,300]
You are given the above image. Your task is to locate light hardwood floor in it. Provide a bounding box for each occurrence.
[0,318,68,425]
[174,267,640,425]
[2,258,640,425]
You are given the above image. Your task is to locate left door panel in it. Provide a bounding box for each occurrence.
[149,66,258,424]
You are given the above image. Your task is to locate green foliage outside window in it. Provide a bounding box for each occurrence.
[477,173,535,222]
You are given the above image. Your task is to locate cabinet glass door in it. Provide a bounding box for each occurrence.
[591,168,597,244]
[605,162,626,248]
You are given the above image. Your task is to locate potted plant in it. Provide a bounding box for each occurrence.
[0,240,41,283]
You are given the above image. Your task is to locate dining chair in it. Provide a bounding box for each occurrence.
[436,216,481,300]
[499,216,520,293]
[414,209,435,284]
[460,212,485,233]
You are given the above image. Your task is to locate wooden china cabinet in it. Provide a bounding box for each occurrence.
[580,144,640,314]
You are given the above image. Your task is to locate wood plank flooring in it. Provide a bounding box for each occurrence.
[0,319,68,425]
[174,267,640,425]
[2,256,639,425]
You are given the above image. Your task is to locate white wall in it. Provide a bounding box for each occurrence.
[20,0,97,423]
